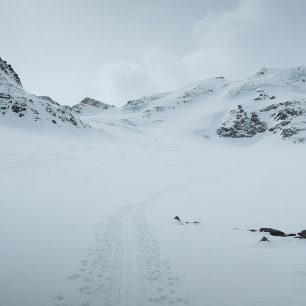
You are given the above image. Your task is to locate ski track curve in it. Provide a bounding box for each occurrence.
[55,176,221,306]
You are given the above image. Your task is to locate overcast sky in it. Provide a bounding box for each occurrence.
[1,0,306,106]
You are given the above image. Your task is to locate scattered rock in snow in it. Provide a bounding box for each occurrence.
[248,229,257,232]
[259,228,286,237]
[285,233,297,237]
[173,216,201,225]
[176,84,213,104]
[123,92,170,112]
[260,236,270,242]
[38,95,60,107]
[298,230,306,239]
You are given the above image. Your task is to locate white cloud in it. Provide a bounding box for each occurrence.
[96,0,306,106]
[96,61,152,105]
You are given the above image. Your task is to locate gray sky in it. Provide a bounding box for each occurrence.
[1,0,306,106]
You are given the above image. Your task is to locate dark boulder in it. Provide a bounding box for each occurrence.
[174,216,181,222]
[260,236,270,242]
[248,229,257,232]
[298,230,306,239]
[259,228,286,237]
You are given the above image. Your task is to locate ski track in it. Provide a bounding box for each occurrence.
[55,177,220,306]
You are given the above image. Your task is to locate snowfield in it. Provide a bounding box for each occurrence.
[1,57,306,306]
[1,126,306,306]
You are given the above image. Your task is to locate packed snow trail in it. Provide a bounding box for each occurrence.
[55,177,220,306]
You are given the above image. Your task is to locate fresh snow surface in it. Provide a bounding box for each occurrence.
[1,126,306,306]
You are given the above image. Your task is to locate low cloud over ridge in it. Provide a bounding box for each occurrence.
[96,0,306,106]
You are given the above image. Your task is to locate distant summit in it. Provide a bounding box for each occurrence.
[72,97,115,116]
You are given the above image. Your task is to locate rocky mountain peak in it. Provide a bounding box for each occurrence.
[71,97,115,115]
[0,56,88,131]
[0,57,22,87]
[79,97,114,108]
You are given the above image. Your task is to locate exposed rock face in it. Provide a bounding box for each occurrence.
[0,57,22,86]
[80,97,114,109]
[217,105,267,138]
[0,93,87,128]
[262,101,306,141]
[218,101,306,142]
[72,97,115,115]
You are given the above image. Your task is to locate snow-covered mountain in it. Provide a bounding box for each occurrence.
[217,68,306,142]
[83,67,306,143]
[0,57,88,131]
[1,56,306,142]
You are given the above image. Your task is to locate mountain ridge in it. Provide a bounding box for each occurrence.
[1,56,306,142]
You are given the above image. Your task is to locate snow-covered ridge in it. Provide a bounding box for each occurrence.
[83,67,306,143]
[0,57,88,131]
[122,92,171,112]
[1,56,306,142]
[38,95,61,107]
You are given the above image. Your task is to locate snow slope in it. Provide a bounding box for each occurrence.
[1,58,306,306]
[1,127,306,306]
